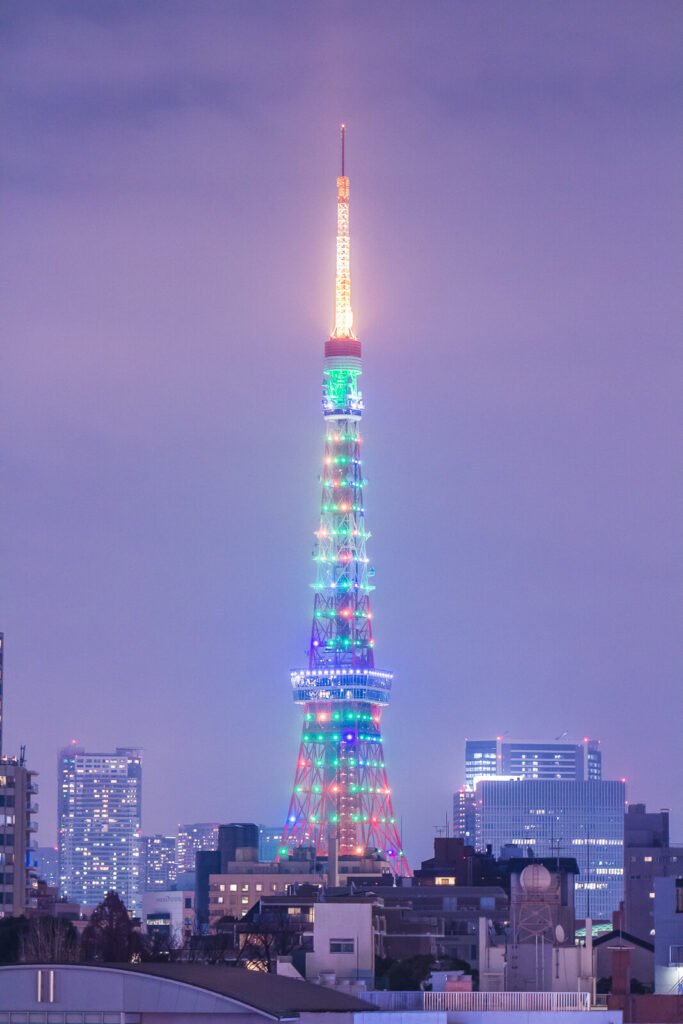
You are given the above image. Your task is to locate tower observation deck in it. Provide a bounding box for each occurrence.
[281,128,409,876]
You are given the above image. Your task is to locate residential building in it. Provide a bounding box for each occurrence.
[654,876,683,994]
[476,778,625,921]
[0,757,38,917]
[306,899,375,983]
[412,836,502,887]
[209,865,324,929]
[0,633,39,918]
[176,823,219,874]
[141,834,177,891]
[58,745,142,914]
[0,633,4,757]
[624,803,683,941]
[593,930,654,990]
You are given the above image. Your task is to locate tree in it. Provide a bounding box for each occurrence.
[21,917,78,963]
[142,925,183,962]
[0,917,28,964]
[386,954,438,991]
[81,892,142,963]
[234,915,303,973]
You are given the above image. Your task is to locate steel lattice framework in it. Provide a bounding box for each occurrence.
[281,127,410,877]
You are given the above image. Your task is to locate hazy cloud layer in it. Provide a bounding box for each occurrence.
[2,1,682,856]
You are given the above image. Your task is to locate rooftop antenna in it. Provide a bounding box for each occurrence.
[341,122,346,177]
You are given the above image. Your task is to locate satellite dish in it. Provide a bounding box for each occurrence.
[555,924,565,944]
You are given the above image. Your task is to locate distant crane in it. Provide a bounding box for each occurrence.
[555,730,568,741]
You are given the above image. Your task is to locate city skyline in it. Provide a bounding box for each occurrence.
[2,3,682,866]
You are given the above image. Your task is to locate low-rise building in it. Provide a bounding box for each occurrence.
[654,876,683,995]
[142,888,195,943]
[307,899,376,983]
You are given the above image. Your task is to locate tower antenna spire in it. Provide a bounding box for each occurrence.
[333,125,354,339]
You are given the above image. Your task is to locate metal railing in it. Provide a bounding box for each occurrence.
[425,991,591,1012]
[364,990,592,1012]
[362,991,423,1010]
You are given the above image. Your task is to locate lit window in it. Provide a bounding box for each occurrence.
[649,892,656,899]
[242,883,249,892]
[255,884,263,892]
[644,856,653,863]
[241,896,249,905]
[219,883,225,891]
[217,896,224,904]
[229,884,237,892]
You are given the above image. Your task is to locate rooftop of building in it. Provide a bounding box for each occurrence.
[500,856,580,875]
[0,963,376,1019]
[593,929,655,952]
[100,963,375,1015]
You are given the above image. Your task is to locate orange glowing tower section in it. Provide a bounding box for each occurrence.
[281,127,410,876]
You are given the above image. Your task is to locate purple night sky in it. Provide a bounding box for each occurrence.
[2,2,682,862]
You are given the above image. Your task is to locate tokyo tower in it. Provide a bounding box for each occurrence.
[281,127,410,877]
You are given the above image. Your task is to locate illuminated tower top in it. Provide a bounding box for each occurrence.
[332,124,354,341]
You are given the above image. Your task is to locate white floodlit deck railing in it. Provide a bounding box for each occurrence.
[364,990,593,1012]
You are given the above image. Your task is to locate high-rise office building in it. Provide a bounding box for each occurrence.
[33,845,60,888]
[176,823,219,874]
[455,738,602,844]
[280,127,408,875]
[503,740,601,781]
[141,835,177,891]
[58,745,142,914]
[476,778,625,921]
[464,739,500,788]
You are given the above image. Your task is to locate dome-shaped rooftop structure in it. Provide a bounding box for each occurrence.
[520,862,552,893]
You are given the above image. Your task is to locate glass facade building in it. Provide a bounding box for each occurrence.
[175,823,219,874]
[476,777,625,921]
[503,741,600,781]
[259,826,283,863]
[455,738,603,847]
[465,740,500,788]
[58,746,142,914]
